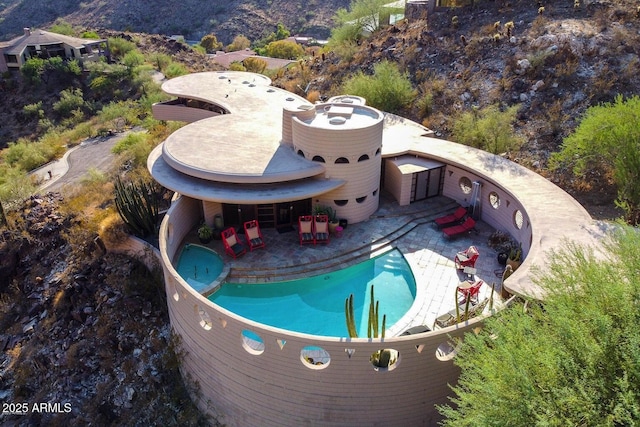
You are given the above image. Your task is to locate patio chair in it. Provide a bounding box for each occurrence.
[457,279,483,304]
[221,227,247,258]
[244,220,265,251]
[442,217,476,239]
[454,245,479,270]
[434,206,468,228]
[298,215,315,245]
[314,214,330,245]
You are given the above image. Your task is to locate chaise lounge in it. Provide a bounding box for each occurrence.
[442,217,476,239]
[434,206,468,228]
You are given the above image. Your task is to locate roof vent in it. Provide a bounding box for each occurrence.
[329,117,347,125]
[286,97,294,101]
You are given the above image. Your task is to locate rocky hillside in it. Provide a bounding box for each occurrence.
[0,0,349,43]
[276,0,639,219]
[0,194,211,426]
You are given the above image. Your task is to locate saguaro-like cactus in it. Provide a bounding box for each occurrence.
[345,285,386,339]
[114,176,159,238]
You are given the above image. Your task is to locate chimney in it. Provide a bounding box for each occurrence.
[23,28,31,36]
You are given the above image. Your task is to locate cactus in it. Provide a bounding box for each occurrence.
[345,293,358,338]
[114,176,159,238]
[345,285,386,339]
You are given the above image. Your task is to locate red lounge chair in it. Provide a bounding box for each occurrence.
[457,279,483,304]
[454,245,479,270]
[442,217,476,239]
[221,227,247,258]
[298,215,315,245]
[435,206,468,228]
[244,220,265,251]
[314,214,330,245]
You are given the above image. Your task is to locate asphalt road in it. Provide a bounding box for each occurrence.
[34,131,128,193]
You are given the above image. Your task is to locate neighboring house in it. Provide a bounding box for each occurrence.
[208,48,295,70]
[0,28,107,72]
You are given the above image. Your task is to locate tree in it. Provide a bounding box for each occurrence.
[227,35,251,52]
[340,60,415,114]
[452,104,523,155]
[334,0,392,35]
[439,227,640,426]
[550,95,640,224]
[21,57,46,85]
[243,57,267,74]
[199,34,223,53]
[265,40,304,60]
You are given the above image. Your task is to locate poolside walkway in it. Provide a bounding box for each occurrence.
[183,193,505,336]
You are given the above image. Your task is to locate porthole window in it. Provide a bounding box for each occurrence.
[197,306,212,330]
[301,345,331,370]
[334,200,348,206]
[356,196,367,203]
[373,189,378,196]
[241,329,265,355]
[459,177,473,194]
[370,349,400,372]
[435,339,461,361]
[514,209,524,230]
[312,155,325,163]
[489,191,500,209]
[335,157,349,164]
[297,149,305,157]
[358,154,370,162]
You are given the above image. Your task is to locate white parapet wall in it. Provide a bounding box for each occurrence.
[160,195,487,427]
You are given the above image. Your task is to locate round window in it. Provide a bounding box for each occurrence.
[459,177,472,194]
[514,209,524,229]
[489,191,500,209]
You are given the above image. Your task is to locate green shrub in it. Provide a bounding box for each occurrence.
[23,101,44,119]
[452,104,523,154]
[53,88,85,117]
[265,40,305,59]
[108,37,137,60]
[164,62,188,78]
[341,60,415,113]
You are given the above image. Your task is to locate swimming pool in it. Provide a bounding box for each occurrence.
[208,249,416,337]
[175,244,224,292]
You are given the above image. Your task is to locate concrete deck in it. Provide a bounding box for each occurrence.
[179,194,504,336]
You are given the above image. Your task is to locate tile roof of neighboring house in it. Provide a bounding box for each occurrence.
[208,49,295,70]
[1,29,105,55]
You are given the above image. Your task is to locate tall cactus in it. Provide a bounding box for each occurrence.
[114,176,159,238]
[345,285,386,339]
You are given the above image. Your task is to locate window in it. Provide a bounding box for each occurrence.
[334,200,348,206]
[356,196,367,203]
[514,209,524,229]
[459,177,472,194]
[358,154,369,162]
[297,149,305,157]
[335,157,349,164]
[312,155,325,163]
[489,191,500,209]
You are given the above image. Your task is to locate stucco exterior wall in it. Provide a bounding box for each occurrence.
[160,195,487,426]
[152,102,219,123]
[291,105,384,223]
[442,164,531,258]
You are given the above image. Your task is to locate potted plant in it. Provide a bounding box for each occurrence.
[198,223,214,244]
[313,204,340,235]
[506,243,522,271]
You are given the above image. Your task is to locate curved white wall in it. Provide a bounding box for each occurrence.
[291,104,384,223]
[160,195,487,426]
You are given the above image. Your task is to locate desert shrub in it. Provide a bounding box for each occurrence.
[164,62,188,78]
[21,57,45,85]
[53,88,85,117]
[227,35,251,52]
[147,52,173,72]
[550,94,640,224]
[22,101,44,119]
[49,20,75,35]
[199,34,223,53]
[98,101,140,129]
[265,40,305,59]
[439,227,640,426]
[112,131,154,167]
[108,37,137,60]
[123,50,145,70]
[0,165,37,211]
[452,104,523,154]
[243,57,267,73]
[341,60,415,113]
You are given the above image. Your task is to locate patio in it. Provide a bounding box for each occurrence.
[180,193,505,335]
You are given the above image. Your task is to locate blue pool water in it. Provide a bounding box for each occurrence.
[208,249,416,337]
[176,244,224,292]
